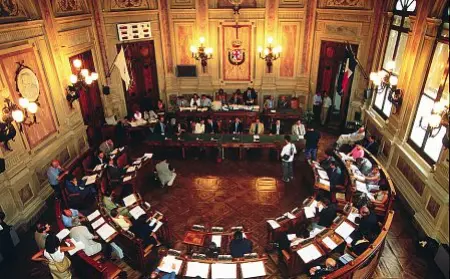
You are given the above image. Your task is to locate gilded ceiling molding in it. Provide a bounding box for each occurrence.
[102,0,156,11]
[0,0,40,23]
[52,0,89,17]
[318,0,373,10]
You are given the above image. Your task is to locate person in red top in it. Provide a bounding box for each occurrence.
[348,144,365,160]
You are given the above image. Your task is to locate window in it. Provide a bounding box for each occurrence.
[373,0,416,119]
[408,10,449,164]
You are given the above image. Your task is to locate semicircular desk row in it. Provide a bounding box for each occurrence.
[53,146,395,279]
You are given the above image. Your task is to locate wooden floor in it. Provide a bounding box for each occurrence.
[0,132,445,279]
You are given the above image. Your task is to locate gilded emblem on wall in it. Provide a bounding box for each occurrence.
[114,0,143,8]
[57,0,81,12]
[227,39,246,66]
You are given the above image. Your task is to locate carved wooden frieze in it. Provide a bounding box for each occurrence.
[103,0,156,11]
[316,12,372,23]
[396,156,425,196]
[52,0,89,17]
[324,24,360,36]
[279,0,304,8]
[171,0,195,9]
[0,0,40,23]
[426,196,440,219]
[318,0,372,10]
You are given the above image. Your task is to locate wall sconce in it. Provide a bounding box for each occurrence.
[257,37,281,73]
[190,37,213,73]
[67,58,98,107]
[0,97,38,150]
[419,99,449,138]
[369,60,402,113]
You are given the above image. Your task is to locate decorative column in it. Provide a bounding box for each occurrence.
[260,0,279,92]
[195,0,213,91]
[158,0,176,94]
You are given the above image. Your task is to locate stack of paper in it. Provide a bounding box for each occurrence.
[310,226,326,238]
[185,261,210,278]
[66,238,86,255]
[91,217,105,230]
[322,236,338,250]
[123,194,137,207]
[85,175,97,185]
[287,234,297,241]
[87,210,100,221]
[129,206,146,219]
[297,244,322,263]
[284,212,296,219]
[211,235,222,247]
[96,223,116,241]
[241,261,266,278]
[319,179,330,186]
[123,176,132,182]
[93,164,104,172]
[143,153,153,159]
[56,229,70,241]
[335,222,355,239]
[304,206,316,219]
[126,166,136,173]
[347,212,361,224]
[211,263,237,279]
[317,170,329,180]
[152,221,164,233]
[267,220,280,229]
[158,255,183,274]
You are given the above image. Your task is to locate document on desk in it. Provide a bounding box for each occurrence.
[241,261,266,278]
[96,223,116,241]
[267,220,280,229]
[66,238,86,256]
[347,212,361,224]
[317,170,329,180]
[158,255,183,274]
[322,236,338,250]
[85,174,97,185]
[335,221,355,239]
[143,153,153,159]
[185,261,210,278]
[211,263,237,279]
[110,149,119,155]
[123,176,132,182]
[123,194,137,207]
[91,217,105,230]
[319,179,330,186]
[93,164,104,172]
[304,206,316,219]
[129,206,146,219]
[56,229,70,241]
[287,234,297,241]
[356,181,368,193]
[152,221,163,233]
[285,212,296,219]
[297,244,322,263]
[126,166,136,173]
[87,210,100,221]
[211,235,222,247]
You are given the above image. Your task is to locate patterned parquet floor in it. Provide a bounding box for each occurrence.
[0,132,445,279]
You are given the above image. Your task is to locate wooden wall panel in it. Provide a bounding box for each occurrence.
[0,48,57,149]
[222,25,252,81]
[217,0,257,8]
[174,24,195,65]
[279,23,298,78]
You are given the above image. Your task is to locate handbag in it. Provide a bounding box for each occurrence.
[282,144,294,161]
[50,253,71,273]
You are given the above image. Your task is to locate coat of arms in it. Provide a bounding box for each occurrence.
[228,39,246,66]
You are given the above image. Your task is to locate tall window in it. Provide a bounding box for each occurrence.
[373,0,416,119]
[409,10,449,164]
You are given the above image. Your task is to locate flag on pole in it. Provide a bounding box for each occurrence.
[337,46,357,96]
[114,47,131,90]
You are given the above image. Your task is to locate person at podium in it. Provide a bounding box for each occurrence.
[230,231,253,258]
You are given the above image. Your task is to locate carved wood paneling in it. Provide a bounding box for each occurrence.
[221,24,252,81]
[318,0,372,10]
[396,156,425,196]
[174,23,195,65]
[426,196,440,219]
[0,0,40,24]
[104,0,156,11]
[217,0,256,8]
[279,23,299,78]
[171,0,195,9]
[279,0,304,8]
[160,0,174,73]
[52,0,89,17]
[18,183,33,206]
[0,26,44,45]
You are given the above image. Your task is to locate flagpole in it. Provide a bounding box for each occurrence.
[106,44,126,78]
[346,42,369,80]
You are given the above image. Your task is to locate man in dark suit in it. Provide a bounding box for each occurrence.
[229,231,252,258]
[154,115,168,136]
[320,149,336,170]
[327,161,344,192]
[356,205,379,237]
[270,119,284,135]
[107,158,125,184]
[205,118,218,134]
[317,198,337,227]
[229,117,243,134]
[130,215,160,247]
[0,211,15,263]
[363,135,379,155]
[65,173,96,200]
[92,151,106,168]
[243,87,257,105]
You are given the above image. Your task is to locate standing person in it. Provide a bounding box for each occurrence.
[32,233,75,279]
[313,91,323,123]
[47,160,67,199]
[281,135,297,183]
[0,212,15,263]
[304,126,321,161]
[35,223,51,250]
[155,159,177,187]
[321,92,332,126]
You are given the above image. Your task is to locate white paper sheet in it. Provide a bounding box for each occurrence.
[56,229,70,240]
[285,212,296,219]
[345,236,353,244]
[347,212,361,224]
[158,255,183,274]
[93,164,104,172]
[322,236,338,250]
[335,222,355,239]
[241,261,266,278]
[356,181,368,193]
[267,220,280,229]
[319,179,330,186]
[211,235,222,247]
[318,204,324,212]
[91,217,105,230]
[85,174,97,185]
[129,206,146,220]
[66,238,86,255]
[144,153,153,159]
[185,261,210,278]
[126,166,136,173]
[123,176,132,182]
[110,149,119,155]
[310,226,326,238]
[87,210,100,222]
[317,170,329,180]
[211,263,237,279]
[96,223,116,241]
[0,225,3,231]
[304,206,316,219]
[287,234,297,241]
[123,194,137,207]
[152,221,163,233]
[297,244,322,263]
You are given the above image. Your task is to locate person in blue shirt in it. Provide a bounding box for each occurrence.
[65,174,96,200]
[61,208,86,228]
[150,263,180,279]
[46,160,67,199]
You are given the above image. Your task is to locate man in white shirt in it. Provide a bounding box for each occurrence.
[155,159,177,187]
[193,119,206,134]
[200,95,212,107]
[336,127,366,148]
[281,135,297,183]
[69,225,104,257]
[313,91,323,123]
[321,93,332,125]
[291,120,306,138]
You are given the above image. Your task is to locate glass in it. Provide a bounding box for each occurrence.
[382,88,393,117]
[406,0,416,12]
[395,0,403,11]
[393,15,402,26]
[383,30,399,70]
[424,126,447,163]
[374,86,386,110]
[410,95,435,147]
[403,17,411,29]
[424,42,449,99]
[393,33,408,74]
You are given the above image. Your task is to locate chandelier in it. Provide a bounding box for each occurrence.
[418,99,449,138]
[369,61,403,113]
[66,58,98,107]
[257,37,282,73]
[190,37,213,73]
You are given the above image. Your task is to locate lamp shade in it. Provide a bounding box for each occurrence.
[81,69,89,77]
[73,59,82,68]
[18,97,29,109]
[389,75,398,86]
[12,109,24,123]
[70,74,78,84]
[428,114,442,128]
[91,72,99,81]
[386,60,396,71]
[27,102,38,114]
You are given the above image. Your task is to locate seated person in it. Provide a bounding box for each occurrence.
[243,87,257,105]
[278,95,289,109]
[229,117,243,134]
[154,115,168,136]
[111,208,132,230]
[155,159,177,187]
[249,118,264,135]
[365,165,381,186]
[356,157,373,176]
[200,94,212,107]
[327,161,344,192]
[193,119,206,134]
[103,190,130,217]
[99,139,115,155]
[69,225,104,257]
[316,198,337,227]
[291,120,306,137]
[107,157,126,183]
[205,118,219,134]
[348,144,365,160]
[229,231,252,258]
[348,231,377,256]
[229,90,243,105]
[176,95,189,108]
[270,119,284,135]
[35,223,51,250]
[309,258,337,278]
[216,88,227,101]
[156,99,165,112]
[172,122,186,136]
[92,151,107,168]
[353,205,379,238]
[150,263,177,279]
[130,214,160,247]
[65,173,96,200]
[264,95,275,110]
[62,208,85,228]
[133,110,147,125]
[336,127,365,148]
[190,94,201,107]
[144,110,158,122]
[206,242,220,258]
[277,222,310,250]
[363,135,379,155]
[320,149,336,170]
